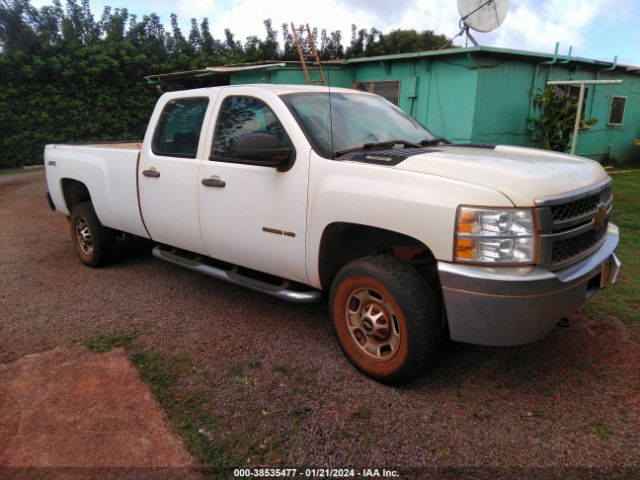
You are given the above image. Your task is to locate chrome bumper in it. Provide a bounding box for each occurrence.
[438,223,621,346]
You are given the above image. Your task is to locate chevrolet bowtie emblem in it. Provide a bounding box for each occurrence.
[592,203,608,230]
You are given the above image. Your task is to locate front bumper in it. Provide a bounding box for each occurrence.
[438,223,621,346]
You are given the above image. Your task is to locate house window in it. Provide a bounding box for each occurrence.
[608,96,626,125]
[354,81,400,105]
[555,85,589,105]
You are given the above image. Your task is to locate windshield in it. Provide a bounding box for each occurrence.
[281,92,436,159]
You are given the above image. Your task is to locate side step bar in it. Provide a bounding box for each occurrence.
[152,245,321,304]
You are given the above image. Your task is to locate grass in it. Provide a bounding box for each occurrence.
[83,333,285,477]
[131,350,236,476]
[351,406,372,420]
[228,360,262,376]
[83,332,137,352]
[0,166,43,175]
[530,408,550,420]
[589,417,614,438]
[586,170,640,325]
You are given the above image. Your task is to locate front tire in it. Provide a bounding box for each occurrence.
[69,202,117,268]
[329,255,443,385]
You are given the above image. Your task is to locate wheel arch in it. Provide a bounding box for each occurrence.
[60,178,92,213]
[317,222,441,295]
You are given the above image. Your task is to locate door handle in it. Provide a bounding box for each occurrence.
[142,169,160,178]
[201,177,226,188]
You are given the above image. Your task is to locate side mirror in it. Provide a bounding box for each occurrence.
[234,132,294,171]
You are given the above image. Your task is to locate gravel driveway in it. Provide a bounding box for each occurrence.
[1,172,639,476]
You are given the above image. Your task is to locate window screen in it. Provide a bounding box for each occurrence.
[212,96,288,161]
[609,96,626,125]
[354,81,400,105]
[152,98,209,158]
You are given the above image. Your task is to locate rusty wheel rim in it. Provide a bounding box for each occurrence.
[344,287,401,360]
[75,218,93,255]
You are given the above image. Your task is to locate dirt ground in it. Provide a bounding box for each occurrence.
[1,172,639,477]
[0,347,198,479]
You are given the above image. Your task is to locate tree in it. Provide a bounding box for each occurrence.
[0,0,452,168]
[188,18,202,51]
[259,19,278,60]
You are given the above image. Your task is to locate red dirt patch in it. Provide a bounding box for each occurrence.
[0,347,199,479]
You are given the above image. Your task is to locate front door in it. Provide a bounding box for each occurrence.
[198,90,310,284]
[138,95,211,255]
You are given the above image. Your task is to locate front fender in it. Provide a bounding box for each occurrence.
[305,156,514,289]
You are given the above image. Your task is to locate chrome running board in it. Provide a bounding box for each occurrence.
[152,245,321,304]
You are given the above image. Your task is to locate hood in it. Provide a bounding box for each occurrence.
[394,145,609,206]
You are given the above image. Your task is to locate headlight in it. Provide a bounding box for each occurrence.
[454,207,537,264]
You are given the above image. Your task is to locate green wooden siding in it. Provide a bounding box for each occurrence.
[228,47,640,163]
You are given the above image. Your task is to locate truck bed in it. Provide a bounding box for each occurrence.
[52,141,143,150]
[44,142,148,239]
[84,142,143,149]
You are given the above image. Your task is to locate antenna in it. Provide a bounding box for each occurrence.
[440,0,509,48]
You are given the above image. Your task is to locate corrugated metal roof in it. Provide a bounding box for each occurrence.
[144,46,639,83]
[145,63,287,82]
[216,46,638,72]
[342,46,639,71]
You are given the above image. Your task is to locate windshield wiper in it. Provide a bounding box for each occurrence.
[420,137,451,146]
[334,140,421,158]
[362,139,421,150]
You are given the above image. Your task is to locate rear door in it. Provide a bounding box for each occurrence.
[138,94,216,254]
[198,88,311,284]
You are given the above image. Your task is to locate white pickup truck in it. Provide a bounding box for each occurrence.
[45,84,621,384]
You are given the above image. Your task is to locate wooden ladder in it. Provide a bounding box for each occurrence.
[290,23,326,85]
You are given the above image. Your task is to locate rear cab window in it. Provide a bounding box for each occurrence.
[152,97,209,158]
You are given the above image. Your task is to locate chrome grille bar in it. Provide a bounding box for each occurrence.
[536,178,613,270]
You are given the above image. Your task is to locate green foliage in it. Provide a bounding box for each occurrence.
[84,331,137,352]
[529,85,598,152]
[132,349,237,475]
[0,0,451,168]
[586,170,640,326]
[589,417,614,438]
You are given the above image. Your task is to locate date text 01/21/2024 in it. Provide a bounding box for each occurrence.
[233,468,399,477]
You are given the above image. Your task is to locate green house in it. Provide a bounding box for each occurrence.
[150,46,640,163]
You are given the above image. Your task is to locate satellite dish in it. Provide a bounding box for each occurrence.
[440,0,508,48]
[457,0,509,33]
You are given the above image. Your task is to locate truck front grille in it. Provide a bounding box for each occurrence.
[551,223,608,264]
[550,188,611,223]
[536,180,613,270]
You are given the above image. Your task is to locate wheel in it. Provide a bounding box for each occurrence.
[329,255,443,385]
[69,201,117,267]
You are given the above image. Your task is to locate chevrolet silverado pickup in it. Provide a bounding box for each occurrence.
[44,84,621,384]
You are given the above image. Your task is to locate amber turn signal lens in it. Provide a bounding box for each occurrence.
[455,238,474,259]
[457,210,474,233]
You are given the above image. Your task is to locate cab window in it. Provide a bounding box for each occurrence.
[212,96,289,162]
[152,97,209,158]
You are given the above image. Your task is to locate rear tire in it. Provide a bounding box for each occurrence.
[329,255,443,385]
[69,201,117,268]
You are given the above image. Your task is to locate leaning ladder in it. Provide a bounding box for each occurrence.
[290,23,326,85]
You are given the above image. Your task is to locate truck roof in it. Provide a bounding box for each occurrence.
[161,83,371,99]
